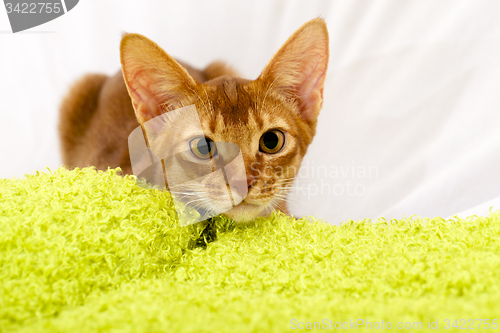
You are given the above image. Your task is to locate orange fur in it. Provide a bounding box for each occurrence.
[59,19,329,222]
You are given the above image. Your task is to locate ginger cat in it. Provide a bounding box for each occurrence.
[59,18,329,223]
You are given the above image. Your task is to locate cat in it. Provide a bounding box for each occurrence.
[59,18,329,223]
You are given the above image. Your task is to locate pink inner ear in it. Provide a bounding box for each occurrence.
[129,80,162,121]
[125,68,163,123]
[296,55,327,121]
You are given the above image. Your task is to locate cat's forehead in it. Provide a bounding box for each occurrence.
[192,76,298,144]
[202,77,255,124]
[200,77,286,121]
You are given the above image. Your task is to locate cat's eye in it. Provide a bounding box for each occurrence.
[259,130,285,154]
[189,137,217,160]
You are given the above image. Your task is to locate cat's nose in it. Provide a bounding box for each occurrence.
[227,174,248,199]
[230,184,247,201]
[227,174,255,202]
[247,174,256,188]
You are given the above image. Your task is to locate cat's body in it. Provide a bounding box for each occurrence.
[59,19,329,222]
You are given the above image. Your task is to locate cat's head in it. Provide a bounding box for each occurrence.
[120,19,329,222]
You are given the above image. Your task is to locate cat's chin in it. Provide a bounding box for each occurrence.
[222,202,271,223]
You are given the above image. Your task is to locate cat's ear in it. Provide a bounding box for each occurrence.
[258,19,329,122]
[120,33,199,124]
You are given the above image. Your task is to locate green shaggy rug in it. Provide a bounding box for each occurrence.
[1,168,500,332]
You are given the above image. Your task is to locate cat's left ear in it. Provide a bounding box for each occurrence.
[120,33,199,124]
[258,18,329,122]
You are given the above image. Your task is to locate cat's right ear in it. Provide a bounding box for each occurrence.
[120,33,198,124]
[258,19,329,124]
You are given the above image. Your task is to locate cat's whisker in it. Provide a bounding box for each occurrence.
[203,88,215,114]
[187,86,210,114]
[254,85,260,116]
[283,196,321,217]
[258,178,322,217]
[260,70,287,113]
[267,100,289,114]
[168,190,200,197]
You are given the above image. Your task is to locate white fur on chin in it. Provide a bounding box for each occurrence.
[222,202,273,223]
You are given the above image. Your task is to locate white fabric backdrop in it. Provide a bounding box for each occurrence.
[1,0,500,224]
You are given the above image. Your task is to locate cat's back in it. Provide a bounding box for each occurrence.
[59,71,136,173]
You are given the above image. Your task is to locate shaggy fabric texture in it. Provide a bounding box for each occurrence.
[1,168,499,333]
